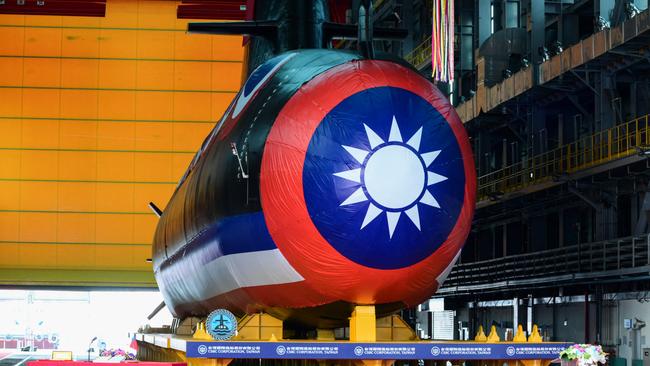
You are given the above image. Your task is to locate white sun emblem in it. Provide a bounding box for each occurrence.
[333,116,447,239]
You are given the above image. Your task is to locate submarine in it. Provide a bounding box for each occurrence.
[152,0,476,329]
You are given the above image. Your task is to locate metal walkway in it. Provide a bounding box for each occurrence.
[440,234,650,295]
[477,113,650,206]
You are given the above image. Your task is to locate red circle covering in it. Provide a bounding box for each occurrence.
[260,60,476,306]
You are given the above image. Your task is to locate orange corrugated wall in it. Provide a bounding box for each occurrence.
[0,0,244,287]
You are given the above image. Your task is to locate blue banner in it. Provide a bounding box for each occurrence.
[186,341,570,360]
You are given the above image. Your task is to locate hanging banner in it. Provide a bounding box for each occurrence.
[432,0,454,83]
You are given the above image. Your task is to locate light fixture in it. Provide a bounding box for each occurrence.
[625,3,640,19]
[595,16,610,32]
[538,46,550,62]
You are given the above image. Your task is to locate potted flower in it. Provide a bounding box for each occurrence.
[99,348,137,362]
[559,344,608,366]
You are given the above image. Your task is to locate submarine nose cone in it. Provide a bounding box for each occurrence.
[260,59,476,304]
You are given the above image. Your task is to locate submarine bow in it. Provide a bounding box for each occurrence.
[152,49,476,327]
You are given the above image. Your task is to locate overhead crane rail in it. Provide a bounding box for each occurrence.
[479,113,650,202]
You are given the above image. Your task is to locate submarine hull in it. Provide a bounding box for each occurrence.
[152,49,476,327]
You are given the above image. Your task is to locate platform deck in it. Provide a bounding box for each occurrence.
[136,333,571,361]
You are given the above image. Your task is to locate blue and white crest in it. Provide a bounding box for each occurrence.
[302,87,465,269]
[206,309,238,341]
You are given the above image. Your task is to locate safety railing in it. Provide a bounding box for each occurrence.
[479,114,650,202]
[404,35,432,69]
[443,234,650,289]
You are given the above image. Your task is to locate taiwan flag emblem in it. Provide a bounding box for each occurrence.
[260,59,475,303]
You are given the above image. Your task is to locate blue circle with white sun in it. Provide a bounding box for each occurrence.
[302,86,466,269]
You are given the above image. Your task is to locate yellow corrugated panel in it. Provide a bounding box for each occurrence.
[0,0,245,287]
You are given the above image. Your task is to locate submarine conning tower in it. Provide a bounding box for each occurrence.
[187,0,408,73]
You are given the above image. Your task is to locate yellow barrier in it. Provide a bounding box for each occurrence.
[479,114,650,201]
[528,325,542,342]
[473,324,554,366]
[473,323,544,343]
[475,325,488,341]
[487,325,501,342]
[513,325,527,342]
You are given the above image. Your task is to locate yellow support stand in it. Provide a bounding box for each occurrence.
[483,325,501,366]
[520,324,551,366]
[235,313,283,341]
[528,324,542,342]
[474,325,487,341]
[376,314,417,341]
[193,322,213,341]
[513,324,527,342]
[349,305,377,342]
[348,306,397,366]
[486,325,500,342]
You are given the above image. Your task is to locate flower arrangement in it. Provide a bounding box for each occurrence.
[559,344,607,366]
[99,348,137,361]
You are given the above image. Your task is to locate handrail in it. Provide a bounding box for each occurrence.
[404,35,432,69]
[483,238,633,268]
[443,234,650,288]
[478,114,650,202]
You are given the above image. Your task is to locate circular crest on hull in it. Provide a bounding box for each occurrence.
[302,86,465,269]
[261,59,476,306]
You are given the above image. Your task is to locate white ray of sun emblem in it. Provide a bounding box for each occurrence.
[333,116,447,239]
